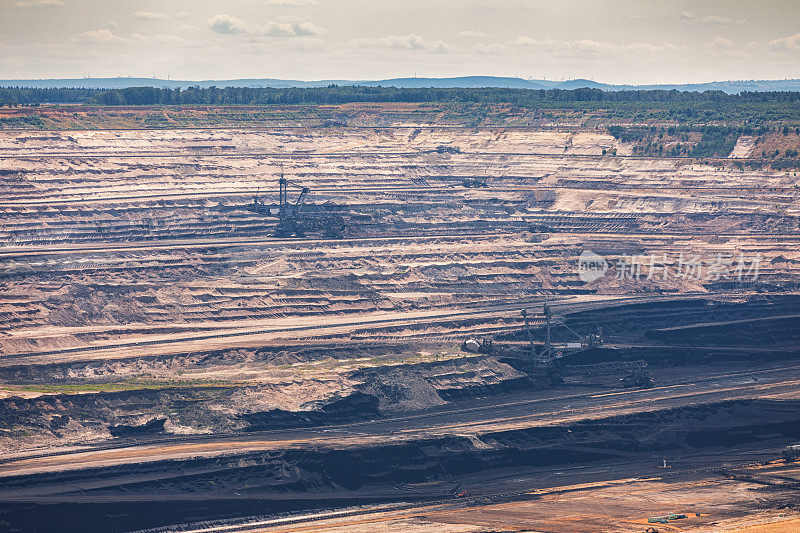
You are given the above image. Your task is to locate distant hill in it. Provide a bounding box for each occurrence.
[551,78,610,90]
[358,76,549,89]
[0,76,547,90]
[628,80,800,93]
[2,76,800,93]
[0,78,338,90]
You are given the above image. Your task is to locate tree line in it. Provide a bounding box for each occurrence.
[0,87,98,105]
[1,85,800,107]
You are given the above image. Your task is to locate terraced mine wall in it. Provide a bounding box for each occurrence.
[3,296,800,448]
[2,399,799,532]
[0,353,533,440]
[494,296,800,365]
[1,105,799,532]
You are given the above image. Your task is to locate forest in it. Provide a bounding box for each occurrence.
[3,86,800,139]
[1,85,799,126]
[0,85,798,106]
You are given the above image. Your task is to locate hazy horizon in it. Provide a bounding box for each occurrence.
[1,0,799,85]
[3,74,800,85]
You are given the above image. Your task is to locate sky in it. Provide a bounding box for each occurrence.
[1,0,799,84]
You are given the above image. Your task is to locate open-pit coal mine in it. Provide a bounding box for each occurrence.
[1,101,800,533]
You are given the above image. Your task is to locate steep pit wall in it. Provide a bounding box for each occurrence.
[0,355,527,449]
[2,399,799,533]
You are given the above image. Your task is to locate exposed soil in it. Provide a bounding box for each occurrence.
[1,399,799,532]
[1,108,799,532]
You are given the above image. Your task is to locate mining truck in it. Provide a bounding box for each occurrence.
[781,444,800,462]
[619,368,655,388]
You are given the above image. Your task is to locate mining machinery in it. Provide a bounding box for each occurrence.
[781,444,800,462]
[462,301,652,388]
[564,360,654,388]
[249,173,346,238]
[461,177,487,188]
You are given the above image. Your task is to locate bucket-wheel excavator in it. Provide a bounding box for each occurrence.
[462,301,653,388]
[249,173,346,238]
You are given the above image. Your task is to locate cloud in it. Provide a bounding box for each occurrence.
[709,36,734,48]
[352,34,451,53]
[513,36,682,57]
[74,29,127,44]
[208,14,324,36]
[459,30,485,38]
[130,33,194,46]
[135,11,170,21]
[768,33,800,51]
[209,14,250,34]
[515,37,618,54]
[473,43,505,55]
[238,36,325,55]
[13,0,64,7]
[264,0,317,5]
[680,11,747,26]
[565,40,620,54]
[627,42,667,52]
[514,36,539,46]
